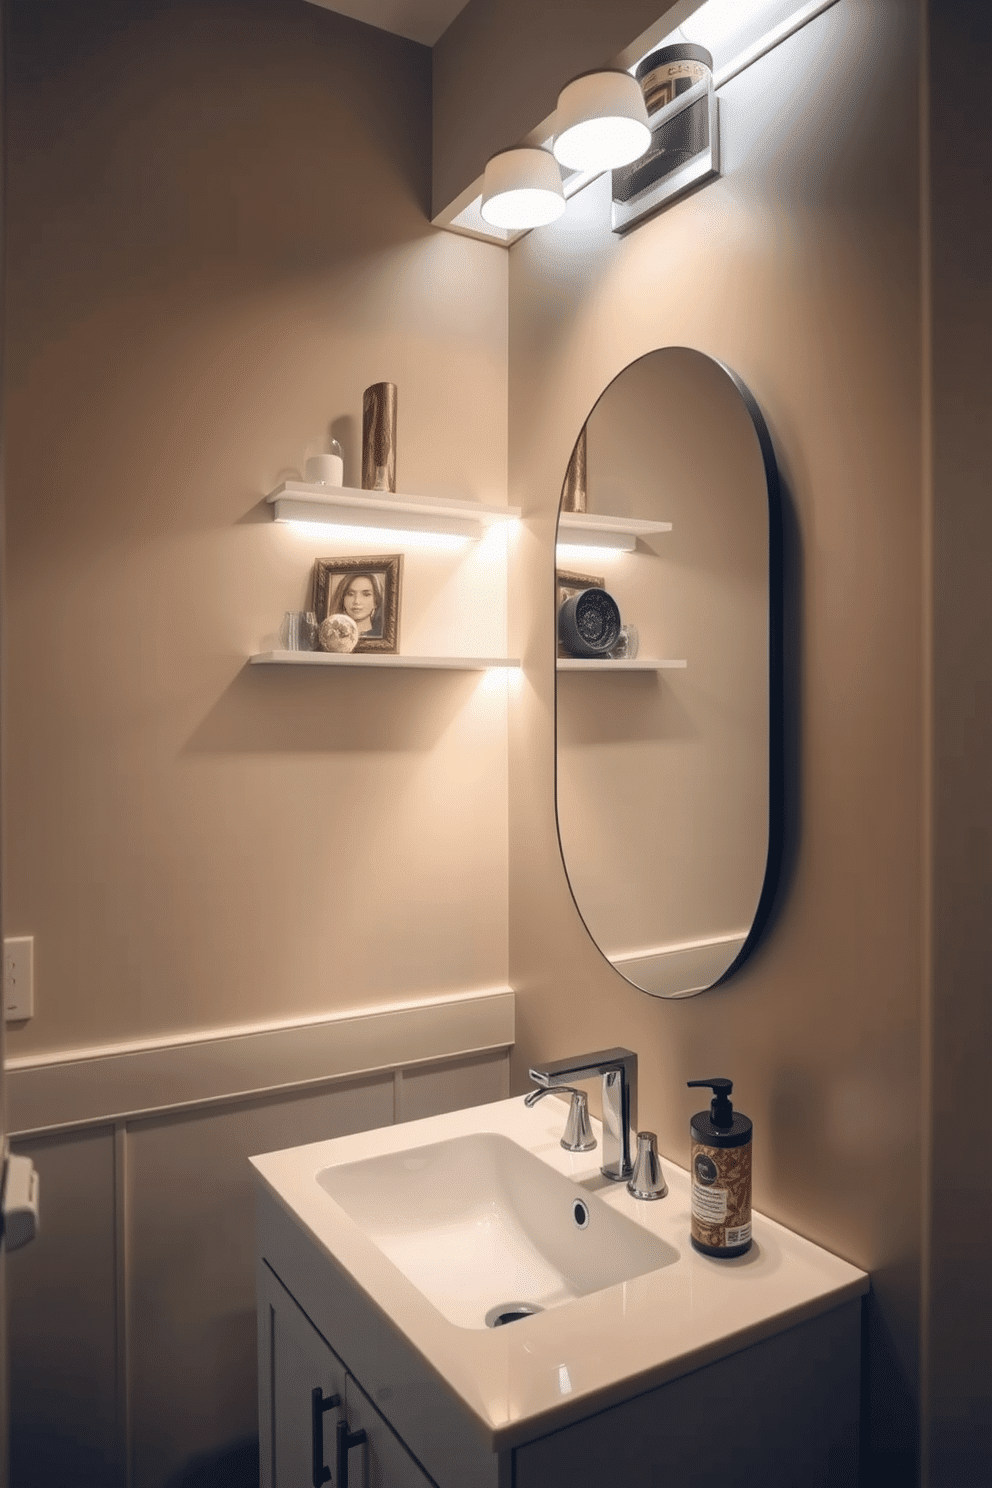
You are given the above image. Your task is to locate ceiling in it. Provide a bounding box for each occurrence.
[303,0,472,46]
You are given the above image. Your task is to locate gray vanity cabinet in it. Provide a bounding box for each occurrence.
[255,1181,860,1488]
[258,1247,859,1488]
[258,1262,438,1488]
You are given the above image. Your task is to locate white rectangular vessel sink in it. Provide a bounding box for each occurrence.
[317,1131,675,1329]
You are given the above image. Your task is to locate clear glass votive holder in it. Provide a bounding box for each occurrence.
[281,610,317,651]
[611,625,639,660]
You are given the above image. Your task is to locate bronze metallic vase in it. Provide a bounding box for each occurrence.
[362,382,397,493]
[561,424,587,513]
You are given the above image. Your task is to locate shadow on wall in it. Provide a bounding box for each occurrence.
[761,469,803,943]
[164,1438,259,1488]
[861,1292,920,1487]
[183,666,477,755]
[9,1433,114,1488]
[556,670,697,746]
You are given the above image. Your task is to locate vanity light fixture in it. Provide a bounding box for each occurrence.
[480,146,565,230]
[552,69,651,173]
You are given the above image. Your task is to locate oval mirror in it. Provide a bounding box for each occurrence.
[554,348,781,998]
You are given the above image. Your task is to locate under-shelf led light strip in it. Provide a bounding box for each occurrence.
[286,520,470,551]
[268,486,519,550]
[555,541,630,561]
[556,534,636,559]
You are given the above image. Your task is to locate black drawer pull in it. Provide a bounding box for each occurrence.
[336,1417,368,1488]
[311,1387,340,1487]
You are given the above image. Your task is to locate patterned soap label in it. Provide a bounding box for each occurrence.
[690,1140,751,1251]
[691,1183,728,1223]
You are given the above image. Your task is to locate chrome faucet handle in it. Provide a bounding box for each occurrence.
[524,1085,597,1152]
[560,1089,596,1152]
[627,1131,668,1201]
[527,1048,637,1182]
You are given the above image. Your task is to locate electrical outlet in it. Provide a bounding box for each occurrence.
[4,936,34,1021]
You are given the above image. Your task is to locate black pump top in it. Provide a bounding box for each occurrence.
[687,1078,735,1128]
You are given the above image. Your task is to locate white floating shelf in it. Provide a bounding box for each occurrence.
[266,483,520,541]
[556,512,673,553]
[251,651,520,671]
[557,658,687,671]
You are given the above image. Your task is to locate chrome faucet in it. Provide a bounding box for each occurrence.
[527,1047,637,1182]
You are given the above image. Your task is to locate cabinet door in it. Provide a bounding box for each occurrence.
[344,1375,437,1488]
[258,1260,348,1488]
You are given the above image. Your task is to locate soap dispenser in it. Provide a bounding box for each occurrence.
[687,1078,752,1257]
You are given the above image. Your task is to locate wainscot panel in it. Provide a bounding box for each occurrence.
[6,988,513,1488]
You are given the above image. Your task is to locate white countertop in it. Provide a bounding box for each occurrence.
[251,1095,868,1450]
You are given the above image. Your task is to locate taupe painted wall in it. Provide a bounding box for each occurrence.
[3,0,509,1057]
[503,1,924,1479]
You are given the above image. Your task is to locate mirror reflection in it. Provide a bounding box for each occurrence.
[555,347,778,997]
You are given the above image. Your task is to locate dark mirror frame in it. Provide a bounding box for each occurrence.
[553,349,784,997]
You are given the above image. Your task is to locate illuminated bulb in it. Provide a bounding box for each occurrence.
[553,70,651,173]
[480,147,566,230]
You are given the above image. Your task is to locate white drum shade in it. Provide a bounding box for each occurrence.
[480,147,566,229]
[553,70,651,173]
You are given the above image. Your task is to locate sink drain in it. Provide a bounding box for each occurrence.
[484,1302,544,1328]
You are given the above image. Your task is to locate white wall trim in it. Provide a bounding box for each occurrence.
[713,0,842,91]
[6,987,515,1137]
[5,984,513,1070]
[610,933,748,998]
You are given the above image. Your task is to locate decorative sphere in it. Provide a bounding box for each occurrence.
[319,614,360,653]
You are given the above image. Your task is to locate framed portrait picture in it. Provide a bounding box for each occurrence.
[556,569,604,657]
[313,554,403,654]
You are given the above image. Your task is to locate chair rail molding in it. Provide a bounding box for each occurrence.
[6,986,515,1137]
